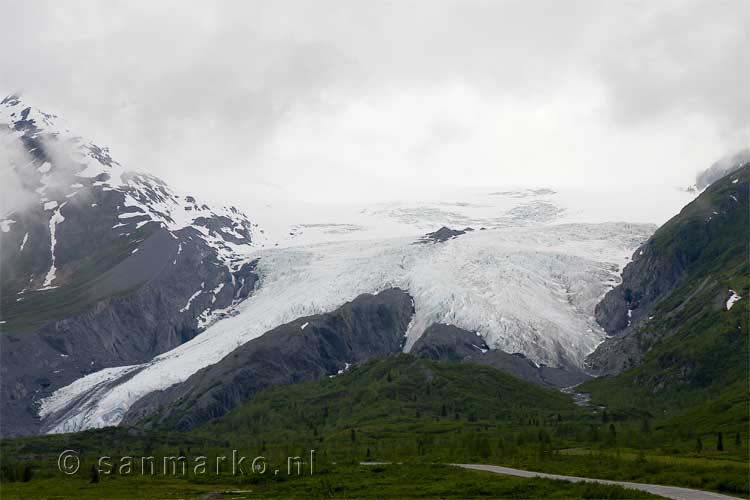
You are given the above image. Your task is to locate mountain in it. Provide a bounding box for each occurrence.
[120,293,589,433]
[589,164,748,374]
[116,289,413,432]
[693,149,750,191]
[0,96,263,436]
[411,323,590,388]
[198,353,577,443]
[584,164,748,423]
[2,97,673,439]
[35,222,652,435]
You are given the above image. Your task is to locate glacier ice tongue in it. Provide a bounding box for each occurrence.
[39,222,651,434]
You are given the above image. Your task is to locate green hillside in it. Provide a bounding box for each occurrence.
[2,355,747,498]
[196,353,576,460]
[582,166,749,435]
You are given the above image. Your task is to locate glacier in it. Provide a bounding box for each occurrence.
[39,222,653,433]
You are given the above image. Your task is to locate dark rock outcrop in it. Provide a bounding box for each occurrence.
[411,323,488,361]
[467,351,590,389]
[412,323,589,388]
[1,228,260,437]
[593,242,679,336]
[122,288,415,431]
[417,226,472,244]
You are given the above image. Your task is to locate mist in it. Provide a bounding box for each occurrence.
[0,131,36,216]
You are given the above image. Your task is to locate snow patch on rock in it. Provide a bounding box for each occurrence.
[727,290,742,311]
[40,205,66,290]
[179,283,205,313]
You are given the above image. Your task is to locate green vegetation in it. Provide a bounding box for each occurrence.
[1,221,155,333]
[581,274,748,433]
[576,166,750,495]
[2,356,748,498]
[581,166,749,456]
[651,165,747,265]
[0,463,660,499]
[198,353,575,450]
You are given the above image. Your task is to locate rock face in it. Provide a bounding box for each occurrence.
[0,96,262,437]
[593,237,682,336]
[589,163,749,375]
[121,288,415,431]
[412,323,589,388]
[467,351,590,388]
[411,323,488,361]
[417,226,472,243]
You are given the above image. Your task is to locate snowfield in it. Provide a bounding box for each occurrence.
[40,222,653,433]
[241,184,693,249]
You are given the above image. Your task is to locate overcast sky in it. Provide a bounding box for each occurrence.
[2,0,748,205]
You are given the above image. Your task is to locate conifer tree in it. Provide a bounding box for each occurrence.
[90,465,100,484]
[22,465,32,483]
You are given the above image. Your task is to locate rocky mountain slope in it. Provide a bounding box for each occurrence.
[584,165,748,420]
[0,96,263,436]
[124,301,589,433]
[411,323,590,388]
[119,289,413,432]
[589,164,748,375]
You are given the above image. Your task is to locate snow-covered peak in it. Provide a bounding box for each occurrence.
[1,94,65,131]
[1,95,264,267]
[1,94,127,188]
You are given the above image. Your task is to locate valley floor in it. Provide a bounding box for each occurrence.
[0,463,663,500]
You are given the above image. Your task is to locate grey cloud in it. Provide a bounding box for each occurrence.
[1,1,747,204]
[592,1,750,134]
